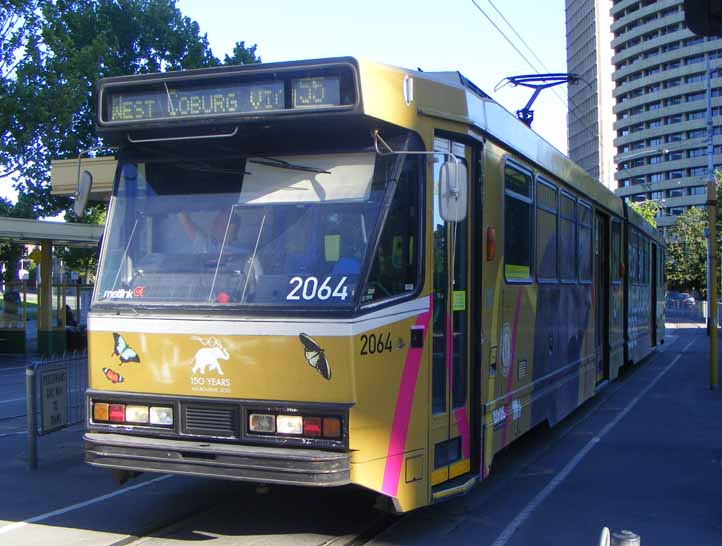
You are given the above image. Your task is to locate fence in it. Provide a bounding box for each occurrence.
[26,350,88,469]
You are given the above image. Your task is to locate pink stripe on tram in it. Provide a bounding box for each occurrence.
[501,287,523,448]
[381,295,433,497]
[454,406,471,459]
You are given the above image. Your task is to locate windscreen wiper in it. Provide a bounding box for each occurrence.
[249,157,330,174]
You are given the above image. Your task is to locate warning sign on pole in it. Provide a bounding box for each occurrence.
[39,367,67,434]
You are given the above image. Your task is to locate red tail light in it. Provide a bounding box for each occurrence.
[303,417,322,437]
[109,404,125,423]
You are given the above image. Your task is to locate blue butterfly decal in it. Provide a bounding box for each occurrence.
[111,333,140,364]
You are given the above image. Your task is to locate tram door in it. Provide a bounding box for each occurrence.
[430,137,472,487]
[594,211,610,384]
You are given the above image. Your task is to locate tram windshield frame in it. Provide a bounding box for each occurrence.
[93,137,423,313]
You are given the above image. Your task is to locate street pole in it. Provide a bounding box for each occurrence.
[705,44,718,389]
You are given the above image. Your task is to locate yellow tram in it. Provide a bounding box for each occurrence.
[83,57,665,512]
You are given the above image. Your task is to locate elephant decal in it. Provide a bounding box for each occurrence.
[190,336,229,375]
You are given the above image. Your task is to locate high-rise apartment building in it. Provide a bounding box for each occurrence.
[566,0,616,189]
[567,0,722,233]
[612,0,722,232]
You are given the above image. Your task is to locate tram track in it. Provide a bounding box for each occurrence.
[0,413,25,422]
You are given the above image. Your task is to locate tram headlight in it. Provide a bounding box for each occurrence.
[125,405,149,424]
[149,406,173,426]
[276,415,303,435]
[249,413,276,433]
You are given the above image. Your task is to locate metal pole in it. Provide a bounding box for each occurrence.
[707,233,711,331]
[26,365,37,469]
[706,43,718,389]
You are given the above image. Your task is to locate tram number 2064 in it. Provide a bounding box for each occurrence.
[287,276,349,301]
[360,332,393,355]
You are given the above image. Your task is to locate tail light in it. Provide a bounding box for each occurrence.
[92,401,173,427]
[249,413,343,439]
[109,404,125,423]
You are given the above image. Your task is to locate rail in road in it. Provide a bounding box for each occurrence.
[0,324,718,545]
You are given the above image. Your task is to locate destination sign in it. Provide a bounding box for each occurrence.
[292,77,340,108]
[103,76,346,123]
[108,81,284,122]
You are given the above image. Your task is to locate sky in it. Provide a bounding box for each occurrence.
[176,0,570,152]
[6,1,571,210]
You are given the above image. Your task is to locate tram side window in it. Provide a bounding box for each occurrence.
[630,231,638,283]
[504,163,533,282]
[578,201,593,283]
[364,156,421,303]
[642,239,648,284]
[560,192,577,282]
[611,219,622,283]
[536,177,558,282]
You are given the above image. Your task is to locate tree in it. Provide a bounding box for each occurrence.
[629,200,660,228]
[56,204,107,282]
[1,0,260,219]
[665,206,707,294]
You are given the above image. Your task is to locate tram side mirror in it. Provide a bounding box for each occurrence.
[73,170,93,217]
[439,160,468,222]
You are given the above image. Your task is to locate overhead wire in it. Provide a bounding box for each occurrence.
[485,0,569,106]
[481,0,596,136]
[470,0,600,149]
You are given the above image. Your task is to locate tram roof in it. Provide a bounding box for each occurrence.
[91,56,629,223]
[360,58,624,218]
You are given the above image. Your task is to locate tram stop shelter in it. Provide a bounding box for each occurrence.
[0,157,112,355]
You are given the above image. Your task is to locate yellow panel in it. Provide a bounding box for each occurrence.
[431,467,449,486]
[449,458,470,479]
[324,234,340,261]
[505,264,530,279]
[88,328,356,403]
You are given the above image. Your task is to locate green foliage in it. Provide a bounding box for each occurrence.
[57,203,107,281]
[1,0,260,219]
[665,206,707,294]
[629,200,659,228]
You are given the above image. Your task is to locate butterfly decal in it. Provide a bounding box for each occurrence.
[298,333,331,380]
[102,367,124,384]
[111,333,140,364]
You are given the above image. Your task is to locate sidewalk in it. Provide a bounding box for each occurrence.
[371,323,722,545]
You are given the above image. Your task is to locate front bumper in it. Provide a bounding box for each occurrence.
[84,432,351,486]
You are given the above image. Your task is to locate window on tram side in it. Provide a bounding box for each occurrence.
[559,191,577,282]
[642,238,648,284]
[365,154,422,304]
[536,177,558,282]
[504,162,533,282]
[630,230,638,283]
[612,219,622,283]
[578,201,593,283]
